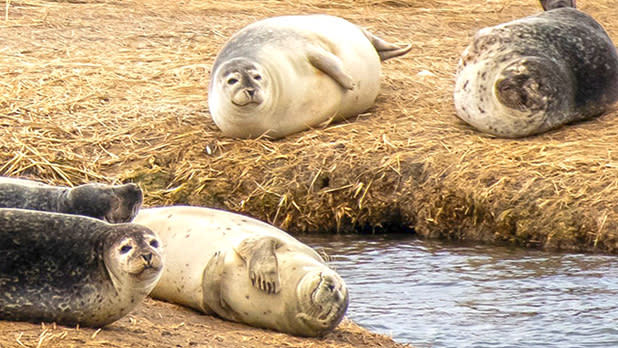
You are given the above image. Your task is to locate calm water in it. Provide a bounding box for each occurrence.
[299,234,618,348]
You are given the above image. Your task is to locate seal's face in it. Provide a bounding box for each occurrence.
[67,183,143,223]
[295,270,349,335]
[105,225,163,290]
[218,58,268,108]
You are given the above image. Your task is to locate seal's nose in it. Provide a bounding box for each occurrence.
[141,253,153,264]
[246,88,255,97]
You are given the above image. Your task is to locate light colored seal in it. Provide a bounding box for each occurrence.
[453,2,618,138]
[133,206,349,337]
[0,208,163,327]
[208,14,412,139]
[0,176,143,223]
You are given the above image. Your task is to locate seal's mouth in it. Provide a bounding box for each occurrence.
[306,272,348,318]
[129,253,163,280]
[231,88,263,106]
[130,263,162,282]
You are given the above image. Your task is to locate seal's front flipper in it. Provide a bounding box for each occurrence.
[307,48,355,90]
[360,27,412,61]
[202,250,241,321]
[235,236,283,294]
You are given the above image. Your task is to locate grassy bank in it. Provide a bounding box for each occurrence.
[1,0,617,254]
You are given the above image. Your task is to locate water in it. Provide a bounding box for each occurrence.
[298,234,618,348]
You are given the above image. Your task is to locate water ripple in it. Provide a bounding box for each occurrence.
[300,234,618,348]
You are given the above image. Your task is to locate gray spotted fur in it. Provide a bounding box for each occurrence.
[0,177,143,223]
[0,209,153,327]
[454,8,618,137]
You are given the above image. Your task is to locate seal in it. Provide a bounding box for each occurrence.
[0,177,143,223]
[133,206,349,337]
[0,208,163,327]
[540,0,575,10]
[208,14,412,139]
[453,2,618,137]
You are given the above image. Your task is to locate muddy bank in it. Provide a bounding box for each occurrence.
[0,298,410,348]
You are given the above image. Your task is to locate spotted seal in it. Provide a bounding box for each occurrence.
[0,177,143,223]
[453,2,618,137]
[0,208,163,327]
[208,14,412,139]
[134,206,349,337]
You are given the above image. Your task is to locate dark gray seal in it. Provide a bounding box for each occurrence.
[0,177,143,223]
[541,0,575,10]
[0,208,163,327]
[453,2,618,137]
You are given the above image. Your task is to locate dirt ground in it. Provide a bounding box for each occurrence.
[0,298,410,348]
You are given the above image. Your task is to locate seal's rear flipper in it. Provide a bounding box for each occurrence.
[235,236,283,294]
[360,27,412,61]
[541,0,576,11]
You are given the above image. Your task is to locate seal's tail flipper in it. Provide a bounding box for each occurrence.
[360,27,412,61]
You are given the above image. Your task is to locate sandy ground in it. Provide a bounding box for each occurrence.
[0,298,410,348]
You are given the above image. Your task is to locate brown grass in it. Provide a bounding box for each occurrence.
[2,0,618,261]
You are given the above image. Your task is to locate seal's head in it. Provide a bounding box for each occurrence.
[104,224,163,291]
[540,0,575,11]
[216,57,269,108]
[292,269,349,336]
[65,183,143,223]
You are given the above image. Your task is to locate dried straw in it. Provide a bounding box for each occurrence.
[1,0,617,253]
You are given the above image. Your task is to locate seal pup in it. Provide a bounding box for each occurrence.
[0,208,163,327]
[134,206,349,337]
[453,2,618,137]
[0,177,143,223]
[208,14,412,139]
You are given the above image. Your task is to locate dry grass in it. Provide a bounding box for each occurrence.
[1,0,618,254]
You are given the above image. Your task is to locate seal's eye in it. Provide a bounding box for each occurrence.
[227,78,238,85]
[120,245,133,254]
[150,240,159,248]
[253,74,262,81]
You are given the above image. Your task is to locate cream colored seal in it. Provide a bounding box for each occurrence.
[0,208,163,327]
[134,206,349,337]
[208,14,412,139]
[454,3,618,137]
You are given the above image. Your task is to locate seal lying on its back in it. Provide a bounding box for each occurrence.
[0,208,163,327]
[453,1,618,137]
[0,177,143,223]
[209,14,412,139]
[134,206,349,337]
